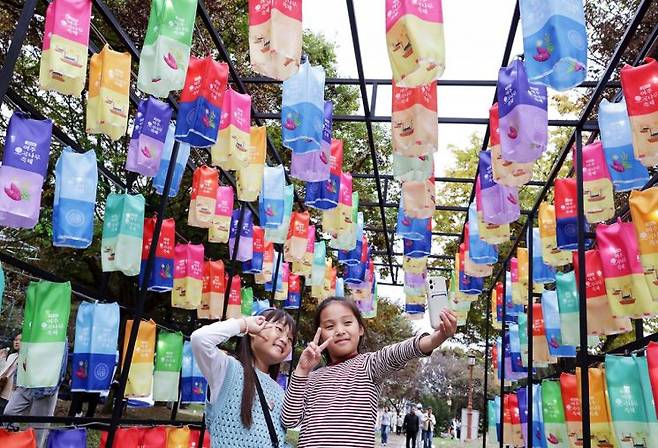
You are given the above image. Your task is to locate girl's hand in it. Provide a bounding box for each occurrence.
[420,310,458,354]
[241,316,267,335]
[294,328,333,377]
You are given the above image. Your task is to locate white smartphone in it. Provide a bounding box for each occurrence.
[426,275,449,330]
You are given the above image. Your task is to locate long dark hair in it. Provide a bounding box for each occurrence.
[236,308,295,428]
[313,297,368,361]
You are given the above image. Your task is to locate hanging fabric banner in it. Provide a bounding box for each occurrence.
[260,165,287,228]
[285,211,310,262]
[17,281,71,388]
[478,151,520,225]
[226,275,242,319]
[137,0,197,97]
[237,126,267,202]
[635,356,658,443]
[154,124,191,197]
[647,342,658,417]
[255,241,275,284]
[542,290,576,357]
[101,193,145,277]
[172,243,204,310]
[538,202,572,267]
[198,260,225,319]
[397,198,431,241]
[212,88,252,170]
[402,177,435,219]
[305,138,343,210]
[86,44,131,141]
[182,341,207,404]
[385,0,445,87]
[100,427,145,447]
[122,319,156,398]
[519,0,587,91]
[284,274,301,309]
[541,380,570,448]
[229,208,254,263]
[620,57,658,167]
[576,367,616,448]
[559,373,583,448]
[248,0,303,81]
[581,141,615,223]
[245,226,265,274]
[291,100,333,182]
[554,178,590,250]
[518,313,529,368]
[393,152,434,183]
[274,262,290,302]
[46,428,87,447]
[175,57,228,147]
[489,103,532,187]
[467,203,498,264]
[517,387,529,446]
[497,59,548,163]
[241,286,254,316]
[126,97,172,177]
[53,147,97,248]
[555,271,582,346]
[139,217,175,293]
[39,0,91,96]
[72,301,119,392]
[281,61,325,154]
[629,187,658,300]
[266,185,294,244]
[293,225,315,277]
[0,429,37,448]
[532,228,556,284]
[188,166,219,229]
[532,302,553,366]
[153,330,183,402]
[208,185,234,244]
[0,112,52,229]
[599,98,649,192]
[596,219,654,318]
[391,81,438,157]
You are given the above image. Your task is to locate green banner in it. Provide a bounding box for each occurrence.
[153,330,183,402]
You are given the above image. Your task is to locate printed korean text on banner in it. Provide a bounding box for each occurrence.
[182,341,207,403]
[246,226,265,274]
[581,141,615,223]
[175,57,228,147]
[18,281,71,388]
[255,241,274,284]
[154,124,191,197]
[226,275,242,319]
[285,274,301,309]
[620,58,658,167]
[596,219,654,318]
[248,0,303,81]
[559,373,583,448]
[188,166,218,229]
[538,202,572,267]
[391,81,438,157]
[305,139,343,210]
[599,98,649,192]
[281,61,325,155]
[139,217,175,292]
[554,178,590,250]
[478,151,520,225]
[541,380,570,448]
[266,184,294,244]
[101,193,145,277]
[497,59,548,163]
[229,208,254,263]
[72,301,119,392]
[519,0,587,91]
[172,243,204,310]
[629,186,658,300]
[0,112,52,229]
[542,290,576,357]
[576,367,616,448]
[197,260,225,319]
[212,88,252,170]
[208,185,234,244]
[286,211,310,262]
[39,0,91,96]
[293,224,315,277]
[402,177,435,220]
[489,103,532,187]
[236,126,267,201]
[86,44,131,141]
[291,100,333,182]
[122,319,156,398]
[126,97,172,177]
[260,165,287,228]
[137,0,196,97]
[153,331,183,402]
[53,147,97,248]
[533,302,554,365]
[385,0,445,87]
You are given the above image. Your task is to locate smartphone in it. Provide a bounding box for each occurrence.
[426,276,449,330]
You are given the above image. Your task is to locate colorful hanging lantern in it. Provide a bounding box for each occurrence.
[538,202,572,267]
[154,124,191,197]
[532,302,553,365]
[391,81,438,157]
[330,191,359,251]
[580,141,615,222]
[188,166,219,229]
[285,211,310,262]
[101,193,145,277]
[226,275,242,319]
[212,88,252,170]
[172,243,205,310]
[596,219,654,318]
[17,281,71,388]
[397,197,432,241]
[72,301,119,393]
[274,261,290,301]
[0,112,52,229]
[541,380,570,448]
[39,0,91,96]
[86,44,131,141]
[139,216,175,292]
[554,178,589,250]
[555,271,580,347]
[260,165,287,228]
[236,126,267,202]
[293,225,315,277]
[403,230,431,259]
[385,0,445,87]
[137,0,196,97]
[245,226,266,274]
[519,0,587,91]
[475,178,511,244]
[542,290,576,357]
[122,319,156,398]
[402,176,435,219]
[197,260,225,319]
[576,368,616,448]
[620,58,658,167]
[599,98,649,192]
[284,274,301,309]
[265,184,294,244]
[248,0,303,81]
[182,341,207,403]
[467,203,498,264]
[291,100,333,182]
[497,59,548,163]
[126,97,172,177]
[478,151,520,225]
[489,103,533,187]
[305,139,343,210]
[208,185,234,244]
[153,330,183,402]
[228,208,254,262]
[630,187,658,300]
[53,147,97,248]
[255,241,275,284]
[175,57,228,147]
[510,257,523,305]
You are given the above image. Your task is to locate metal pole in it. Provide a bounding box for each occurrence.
[289,277,305,373]
[482,292,491,448]
[499,264,507,448]
[575,128,591,448]
[526,216,534,448]
[270,250,282,305]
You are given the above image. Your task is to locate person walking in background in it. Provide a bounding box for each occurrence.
[415,404,425,447]
[380,406,392,445]
[0,333,21,414]
[397,411,404,435]
[422,407,436,448]
[403,407,420,448]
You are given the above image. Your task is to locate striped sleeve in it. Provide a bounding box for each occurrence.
[364,333,428,384]
[281,371,310,428]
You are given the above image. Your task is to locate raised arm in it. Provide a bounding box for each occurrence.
[281,371,310,428]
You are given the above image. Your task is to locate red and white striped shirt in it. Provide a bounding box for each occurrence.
[281,334,428,447]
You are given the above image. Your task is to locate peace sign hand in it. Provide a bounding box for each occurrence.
[295,328,333,377]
